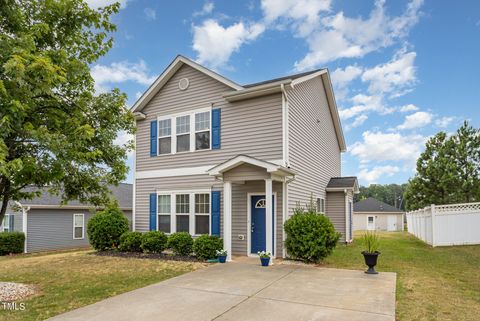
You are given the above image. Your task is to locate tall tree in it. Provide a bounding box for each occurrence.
[404,121,480,210]
[0,0,135,224]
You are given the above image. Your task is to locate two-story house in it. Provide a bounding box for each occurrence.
[131,56,358,261]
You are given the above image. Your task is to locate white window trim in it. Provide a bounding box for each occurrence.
[156,107,212,156]
[73,213,85,240]
[157,194,172,234]
[194,110,212,152]
[157,117,172,155]
[194,193,211,236]
[316,197,325,213]
[156,190,211,236]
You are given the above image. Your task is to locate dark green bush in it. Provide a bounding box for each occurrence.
[0,232,25,255]
[284,206,341,263]
[193,235,223,260]
[167,232,193,256]
[87,206,129,251]
[119,231,143,252]
[141,231,168,253]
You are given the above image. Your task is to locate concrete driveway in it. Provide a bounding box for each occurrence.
[49,261,396,321]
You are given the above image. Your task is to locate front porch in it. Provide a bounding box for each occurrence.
[208,155,295,261]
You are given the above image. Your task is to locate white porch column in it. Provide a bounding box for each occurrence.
[265,178,274,261]
[223,181,232,261]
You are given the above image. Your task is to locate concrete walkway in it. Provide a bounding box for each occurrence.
[49,261,396,321]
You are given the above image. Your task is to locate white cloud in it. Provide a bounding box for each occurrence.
[85,0,128,9]
[91,60,156,93]
[294,0,423,70]
[358,165,400,184]
[345,114,368,131]
[361,50,417,95]
[435,116,455,128]
[144,8,156,20]
[339,94,394,120]
[350,130,426,165]
[192,19,265,69]
[193,2,215,17]
[399,104,419,112]
[330,65,362,100]
[397,111,433,130]
[261,0,331,37]
[114,131,134,157]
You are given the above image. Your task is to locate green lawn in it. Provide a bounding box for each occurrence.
[323,231,480,321]
[0,250,204,321]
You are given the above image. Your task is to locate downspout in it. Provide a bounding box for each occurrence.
[281,84,291,259]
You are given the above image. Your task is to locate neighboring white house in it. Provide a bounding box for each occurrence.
[353,198,404,232]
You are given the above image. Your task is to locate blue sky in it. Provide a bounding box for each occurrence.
[87,0,480,186]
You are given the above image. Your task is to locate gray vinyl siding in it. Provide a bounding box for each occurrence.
[326,191,346,242]
[286,76,341,216]
[26,209,132,253]
[2,205,23,232]
[135,175,283,256]
[135,64,283,172]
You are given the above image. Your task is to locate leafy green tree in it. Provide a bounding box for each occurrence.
[355,184,407,209]
[0,0,135,224]
[404,121,480,210]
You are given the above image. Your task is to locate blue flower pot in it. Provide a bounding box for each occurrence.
[218,255,227,263]
[260,257,270,266]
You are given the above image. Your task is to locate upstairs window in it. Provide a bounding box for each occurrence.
[158,119,171,155]
[176,115,190,152]
[195,111,210,150]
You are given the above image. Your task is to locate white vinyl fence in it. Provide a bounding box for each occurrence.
[406,202,480,246]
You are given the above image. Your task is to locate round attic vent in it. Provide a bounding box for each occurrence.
[178,78,190,90]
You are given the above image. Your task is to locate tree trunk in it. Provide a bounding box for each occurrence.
[0,193,9,226]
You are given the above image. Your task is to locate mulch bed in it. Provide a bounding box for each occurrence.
[92,250,204,262]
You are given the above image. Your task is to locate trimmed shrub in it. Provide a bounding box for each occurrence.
[284,206,341,263]
[87,206,129,251]
[193,235,223,260]
[0,232,25,255]
[119,231,143,252]
[141,231,168,253]
[167,232,193,256]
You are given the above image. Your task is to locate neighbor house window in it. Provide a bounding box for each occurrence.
[73,214,84,239]
[158,119,171,155]
[195,111,210,150]
[176,115,190,152]
[2,214,11,232]
[316,198,325,213]
[158,194,171,233]
[195,193,210,234]
[175,194,190,232]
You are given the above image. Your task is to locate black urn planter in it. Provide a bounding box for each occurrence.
[362,251,380,274]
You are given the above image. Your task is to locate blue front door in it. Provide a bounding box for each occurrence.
[250,195,274,255]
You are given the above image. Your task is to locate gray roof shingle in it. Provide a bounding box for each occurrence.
[18,183,132,209]
[354,197,403,213]
[243,69,324,88]
[326,177,358,189]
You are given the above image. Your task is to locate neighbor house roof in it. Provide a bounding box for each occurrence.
[16,183,132,210]
[326,177,359,193]
[354,197,403,213]
[130,55,346,152]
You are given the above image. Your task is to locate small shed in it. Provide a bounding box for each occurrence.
[353,197,404,231]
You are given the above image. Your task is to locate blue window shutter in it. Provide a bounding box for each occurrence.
[150,120,157,157]
[149,193,157,231]
[211,191,221,236]
[212,108,221,149]
[9,215,14,231]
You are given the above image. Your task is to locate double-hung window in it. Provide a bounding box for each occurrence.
[73,214,84,239]
[195,111,210,150]
[158,195,171,233]
[175,194,190,232]
[2,214,11,232]
[176,115,190,152]
[158,119,172,155]
[316,198,325,213]
[195,194,210,234]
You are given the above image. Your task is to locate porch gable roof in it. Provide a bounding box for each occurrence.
[207,155,295,178]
